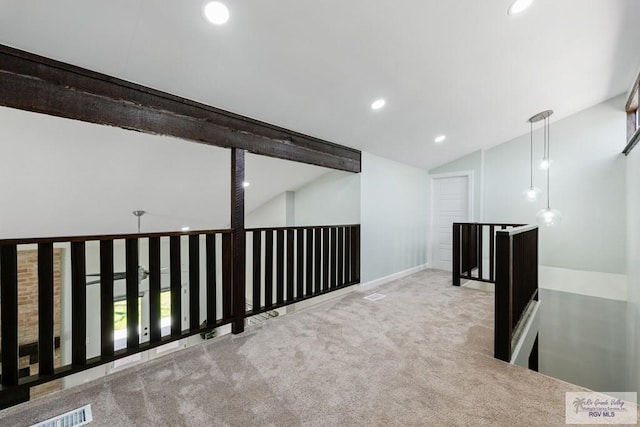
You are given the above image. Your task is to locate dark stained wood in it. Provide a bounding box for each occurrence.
[37,243,55,375]
[221,233,233,319]
[452,224,461,286]
[99,240,115,356]
[345,229,351,284]
[489,225,495,282]
[206,233,217,326]
[170,236,182,336]
[0,44,361,173]
[265,231,274,308]
[494,231,512,362]
[70,242,87,366]
[231,148,246,334]
[305,228,314,296]
[296,229,304,298]
[352,226,361,283]
[477,224,483,280]
[286,229,294,301]
[125,238,139,349]
[0,244,19,385]
[337,227,344,286]
[148,237,162,342]
[276,230,285,304]
[322,228,330,291]
[330,228,337,288]
[252,231,262,310]
[314,228,322,293]
[188,234,200,330]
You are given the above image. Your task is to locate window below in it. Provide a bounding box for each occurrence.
[624,72,640,155]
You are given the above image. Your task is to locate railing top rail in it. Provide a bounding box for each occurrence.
[453,222,525,227]
[246,224,360,232]
[496,224,538,236]
[0,228,234,246]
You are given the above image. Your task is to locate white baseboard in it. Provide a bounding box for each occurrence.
[539,265,627,302]
[359,263,429,289]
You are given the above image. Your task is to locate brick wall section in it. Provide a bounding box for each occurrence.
[14,249,63,399]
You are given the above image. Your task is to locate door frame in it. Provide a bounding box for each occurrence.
[429,171,474,270]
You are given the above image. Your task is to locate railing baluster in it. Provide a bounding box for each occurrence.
[322,228,330,292]
[126,238,139,349]
[38,243,55,375]
[330,228,337,289]
[170,236,182,336]
[206,233,217,325]
[1,244,19,385]
[337,227,344,286]
[452,224,461,286]
[305,228,314,296]
[148,237,162,342]
[314,228,322,294]
[286,229,294,301]
[100,240,115,357]
[276,230,284,304]
[296,229,304,298]
[189,235,200,330]
[477,224,483,280]
[265,230,273,308]
[252,231,262,311]
[222,233,233,319]
[71,242,87,366]
[352,226,361,282]
[345,228,351,284]
[489,225,495,282]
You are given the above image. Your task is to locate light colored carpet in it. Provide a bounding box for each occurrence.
[0,269,591,426]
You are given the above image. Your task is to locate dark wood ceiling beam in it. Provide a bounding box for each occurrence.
[0,44,361,173]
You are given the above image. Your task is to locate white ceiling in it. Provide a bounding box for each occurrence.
[1,0,639,170]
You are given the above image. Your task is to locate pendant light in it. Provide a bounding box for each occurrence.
[529,110,561,227]
[523,120,541,202]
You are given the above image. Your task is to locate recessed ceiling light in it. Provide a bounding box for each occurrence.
[371,99,386,110]
[204,1,230,25]
[181,226,190,232]
[242,181,250,188]
[434,135,446,144]
[507,0,534,15]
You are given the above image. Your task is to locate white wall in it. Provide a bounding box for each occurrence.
[483,96,626,274]
[245,192,293,228]
[294,171,360,226]
[360,152,429,283]
[429,150,482,221]
[626,141,640,394]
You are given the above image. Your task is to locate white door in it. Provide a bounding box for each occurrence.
[432,175,470,271]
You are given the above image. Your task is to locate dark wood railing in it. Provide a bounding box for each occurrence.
[0,224,360,409]
[452,222,538,363]
[246,225,360,316]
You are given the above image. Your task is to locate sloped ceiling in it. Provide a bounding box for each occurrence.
[1,0,639,170]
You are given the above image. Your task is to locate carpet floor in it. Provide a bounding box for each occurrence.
[0,269,593,426]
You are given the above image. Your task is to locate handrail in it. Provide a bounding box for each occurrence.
[0,228,233,246]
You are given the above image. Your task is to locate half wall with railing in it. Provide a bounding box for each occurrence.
[452,222,539,365]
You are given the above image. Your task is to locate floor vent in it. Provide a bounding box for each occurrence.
[364,293,386,302]
[31,404,93,427]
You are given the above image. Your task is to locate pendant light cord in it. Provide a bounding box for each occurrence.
[530,121,533,187]
[546,116,550,210]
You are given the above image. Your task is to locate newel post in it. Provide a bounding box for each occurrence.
[231,148,246,334]
[452,223,461,286]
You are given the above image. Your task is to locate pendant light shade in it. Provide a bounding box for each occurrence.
[536,207,562,227]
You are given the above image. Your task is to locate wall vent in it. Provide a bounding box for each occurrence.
[31,404,92,427]
[364,293,386,301]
